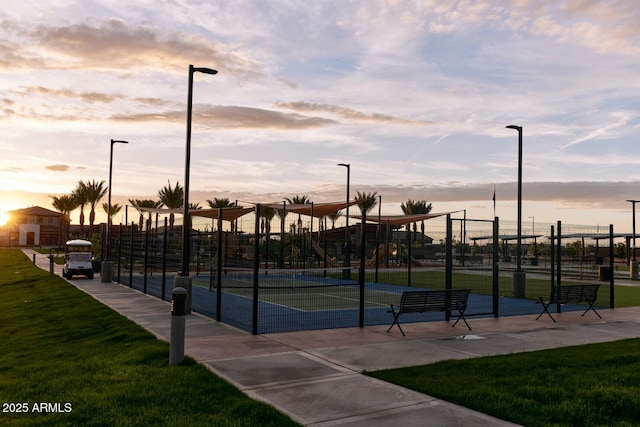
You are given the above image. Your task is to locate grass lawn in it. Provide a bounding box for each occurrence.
[0,249,300,427]
[370,269,640,307]
[368,339,640,427]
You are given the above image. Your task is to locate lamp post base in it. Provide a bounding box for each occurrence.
[101,261,112,283]
[174,275,193,314]
[513,271,526,298]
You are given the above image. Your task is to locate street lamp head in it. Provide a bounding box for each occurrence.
[111,139,129,145]
[191,66,218,75]
[506,125,522,131]
[337,163,350,168]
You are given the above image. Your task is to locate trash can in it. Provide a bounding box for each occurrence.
[598,266,611,281]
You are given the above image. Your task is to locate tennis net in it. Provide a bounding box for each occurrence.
[193,266,360,290]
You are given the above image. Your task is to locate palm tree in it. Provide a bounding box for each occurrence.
[50,194,79,246]
[83,179,107,237]
[129,199,162,230]
[401,199,433,245]
[102,202,123,226]
[285,195,310,233]
[206,198,235,208]
[157,180,184,229]
[327,212,342,229]
[72,181,89,238]
[355,191,378,216]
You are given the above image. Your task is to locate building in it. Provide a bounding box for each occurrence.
[2,206,62,246]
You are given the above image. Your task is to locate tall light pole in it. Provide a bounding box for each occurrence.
[177,65,217,313]
[101,139,128,283]
[506,125,525,297]
[627,199,638,279]
[338,163,350,278]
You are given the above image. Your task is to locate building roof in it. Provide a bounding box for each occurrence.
[8,206,61,217]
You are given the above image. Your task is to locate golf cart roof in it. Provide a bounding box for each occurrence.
[65,239,92,247]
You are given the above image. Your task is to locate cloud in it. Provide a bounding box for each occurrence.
[16,86,118,103]
[1,18,263,77]
[45,164,69,172]
[110,105,335,129]
[274,102,433,126]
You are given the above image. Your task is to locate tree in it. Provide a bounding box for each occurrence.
[157,180,184,229]
[355,191,378,216]
[566,240,583,259]
[327,212,342,229]
[285,195,311,232]
[72,181,89,238]
[50,194,79,246]
[401,199,432,243]
[84,179,108,236]
[129,199,162,231]
[102,202,123,227]
[206,198,235,208]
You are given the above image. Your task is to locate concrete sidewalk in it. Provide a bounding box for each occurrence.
[26,249,640,426]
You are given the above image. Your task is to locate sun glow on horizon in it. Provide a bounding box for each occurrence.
[0,210,9,226]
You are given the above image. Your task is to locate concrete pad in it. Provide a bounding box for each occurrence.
[209,352,348,389]
[588,320,640,337]
[428,332,559,357]
[310,340,472,372]
[248,375,434,425]
[309,400,520,427]
[185,334,293,362]
[507,324,632,346]
[266,327,399,349]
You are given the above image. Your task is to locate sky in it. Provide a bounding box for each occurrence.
[1,0,639,234]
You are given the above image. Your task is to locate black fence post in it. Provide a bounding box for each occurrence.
[445,214,453,322]
[144,218,150,294]
[492,217,499,317]
[129,221,134,288]
[610,224,615,308]
[162,217,168,301]
[252,204,261,335]
[556,221,562,313]
[359,210,366,328]
[117,223,122,283]
[216,208,223,321]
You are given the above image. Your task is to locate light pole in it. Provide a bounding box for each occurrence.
[177,65,218,313]
[627,199,638,279]
[506,125,525,297]
[338,163,350,278]
[101,139,128,283]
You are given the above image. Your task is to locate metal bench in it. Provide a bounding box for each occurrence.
[387,289,472,336]
[536,284,601,322]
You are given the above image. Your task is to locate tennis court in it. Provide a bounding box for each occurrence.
[192,267,399,311]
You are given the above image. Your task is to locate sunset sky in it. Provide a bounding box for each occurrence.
[1,1,639,233]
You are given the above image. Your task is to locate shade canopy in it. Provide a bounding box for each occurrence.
[351,212,453,227]
[259,200,360,218]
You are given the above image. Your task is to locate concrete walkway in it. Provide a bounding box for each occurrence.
[26,249,640,426]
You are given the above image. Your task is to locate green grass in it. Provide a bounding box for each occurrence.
[0,249,300,426]
[370,269,640,307]
[368,339,640,427]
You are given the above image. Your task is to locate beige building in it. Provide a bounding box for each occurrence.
[1,206,62,246]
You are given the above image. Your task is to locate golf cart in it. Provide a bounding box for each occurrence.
[62,239,94,279]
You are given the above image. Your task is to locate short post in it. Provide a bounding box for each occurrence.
[48,254,55,275]
[169,287,187,365]
[32,253,36,264]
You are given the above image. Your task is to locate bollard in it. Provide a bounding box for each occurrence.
[32,253,36,264]
[169,287,187,365]
[48,254,55,275]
